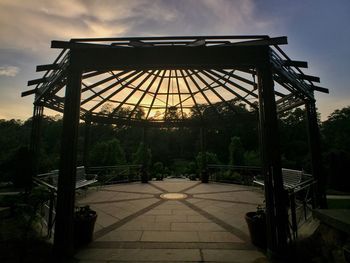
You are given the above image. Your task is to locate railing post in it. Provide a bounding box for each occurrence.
[289,191,298,241]
[47,189,55,238]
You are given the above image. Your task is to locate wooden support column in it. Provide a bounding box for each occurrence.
[53,57,82,258]
[257,47,289,258]
[29,104,44,190]
[306,101,327,208]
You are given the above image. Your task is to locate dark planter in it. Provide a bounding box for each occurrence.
[201,170,209,183]
[74,206,97,247]
[141,168,148,183]
[245,211,267,249]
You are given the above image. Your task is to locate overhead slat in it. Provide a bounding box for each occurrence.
[187,39,206,47]
[36,64,60,72]
[282,60,308,68]
[21,89,37,97]
[28,77,48,86]
[311,85,329,94]
[129,40,153,47]
[51,40,113,49]
[297,74,320,83]
[228,36,287,46]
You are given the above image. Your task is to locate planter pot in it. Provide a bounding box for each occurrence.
[245,211,267,249]
[74,209,97,247]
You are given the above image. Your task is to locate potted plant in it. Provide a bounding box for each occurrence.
[74,205,97,247]
[245,205,267,249]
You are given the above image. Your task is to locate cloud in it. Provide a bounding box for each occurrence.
[0,66,20,77]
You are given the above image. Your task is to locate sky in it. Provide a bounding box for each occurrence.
[0,0,349,121]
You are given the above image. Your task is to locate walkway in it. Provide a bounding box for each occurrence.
[75,179,267,262]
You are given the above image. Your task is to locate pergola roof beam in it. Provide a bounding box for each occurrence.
[28,77,48,86]
[201,70,257,109]
[189,70,238,113]
[36,64,60,72]
[145,70,166,119]
[179,70,202,118]
[184,69,222,119]
[297,74,320,83]
[109,70,156,117]
[87,71,146,112]
[71,35,270,43]
[128,70,161,119]
[225,36,287,46]
[82,70,109,79]
[81,70,140,105]
[208,69,258,99]
[174,70,185,119]
[21,88,37,97]
[51,40,114,49]
[214,69,257,88]
[165,70,172,119]
[81,70,133,93]
[282,60,308,68]
[311,85,329,94]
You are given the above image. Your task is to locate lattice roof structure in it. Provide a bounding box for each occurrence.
[23,35,328,126]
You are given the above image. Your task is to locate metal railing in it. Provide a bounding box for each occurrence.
[287,176,317,241]
[33,164,142,237]
[207,164,262,185]
[206,164,316,243]
[87,164,142,186]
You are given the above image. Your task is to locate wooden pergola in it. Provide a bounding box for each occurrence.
[23,35,328,259]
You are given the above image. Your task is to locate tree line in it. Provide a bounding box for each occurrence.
[0,104,349,191]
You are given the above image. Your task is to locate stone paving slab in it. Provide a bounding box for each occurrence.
[76,248,201,261]
[198,231,244,243]
[101,183,163,194]
[151,179,199,193]
[202,249,267,262]
[171,222,225,231]
[76,180,266,262]
[141,231,200,242]
[96,230,143,242]
[120,221,171,231]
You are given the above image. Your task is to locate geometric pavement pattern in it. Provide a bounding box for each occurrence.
[75,179,267,262]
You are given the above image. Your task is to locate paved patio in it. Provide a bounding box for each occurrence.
[75,179,267,262]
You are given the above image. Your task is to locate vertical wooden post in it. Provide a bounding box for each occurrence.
[306,101,327,208]
[53,56,82,258]
[257,47,289,258]
[29,104,44,190]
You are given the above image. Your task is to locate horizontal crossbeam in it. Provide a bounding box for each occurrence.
[311,85,329,94]
[297,74,320,83]
[70,45,266,71]
[28,77,48,86]
[21,88,37,97]
[36,64,59,72]
[282,60,308,68]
